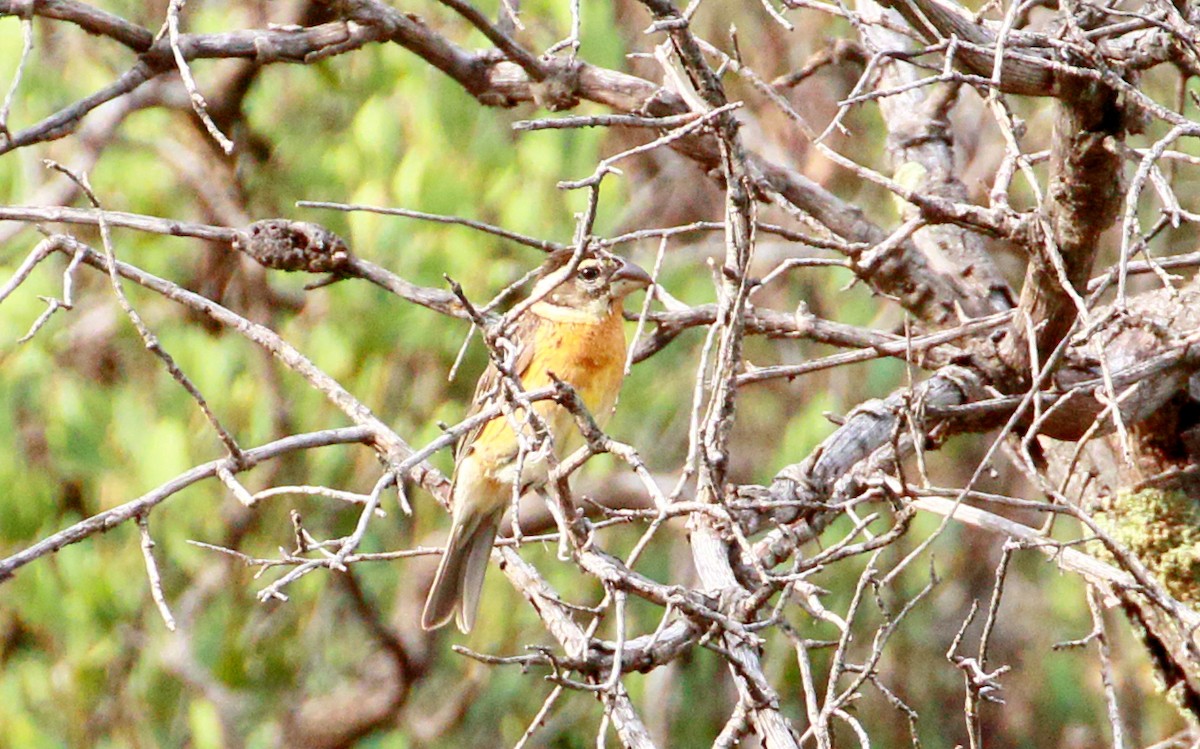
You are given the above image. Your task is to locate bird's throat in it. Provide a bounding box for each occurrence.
[530,300,612,324]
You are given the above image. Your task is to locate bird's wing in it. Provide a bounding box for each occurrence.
[453,313,542,466]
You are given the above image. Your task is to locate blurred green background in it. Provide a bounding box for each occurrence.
[0,1,1190,747]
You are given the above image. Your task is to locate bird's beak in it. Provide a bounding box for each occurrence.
[611,258,653,297]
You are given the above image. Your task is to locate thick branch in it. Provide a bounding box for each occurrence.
[997,81,1126,380]
[0,0,154,51]
[858,0,1014,316]
[868,0,1077,95]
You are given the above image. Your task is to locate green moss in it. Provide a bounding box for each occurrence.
[1095,489,1200,604]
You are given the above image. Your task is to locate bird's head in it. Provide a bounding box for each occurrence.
[529,249,652,320]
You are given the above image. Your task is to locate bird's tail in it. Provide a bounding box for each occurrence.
[421,509,501,633]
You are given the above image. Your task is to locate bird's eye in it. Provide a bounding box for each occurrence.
[578,265,601,282]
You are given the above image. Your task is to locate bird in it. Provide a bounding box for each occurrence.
[422,249,652,632]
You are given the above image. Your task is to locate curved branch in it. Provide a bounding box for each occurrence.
[0,426,375,582]
[0,0,153,51]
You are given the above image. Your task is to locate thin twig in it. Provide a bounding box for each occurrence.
[137,514,177,631]
[0,427,375,582]
[297,200,563,252]
[0,13,33,142]
[52,163,245,462]
[166,0,234,154]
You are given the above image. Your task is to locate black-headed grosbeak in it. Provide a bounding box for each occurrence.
[422,249,652,632]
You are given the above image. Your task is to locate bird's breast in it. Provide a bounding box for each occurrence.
[525,309,627,425]
[459,308,628,486]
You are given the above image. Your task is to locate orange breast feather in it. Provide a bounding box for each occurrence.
[467,310,627,468]
[527,311,625,416]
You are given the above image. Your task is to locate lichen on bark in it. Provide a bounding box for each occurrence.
[1096,489,1200,605]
